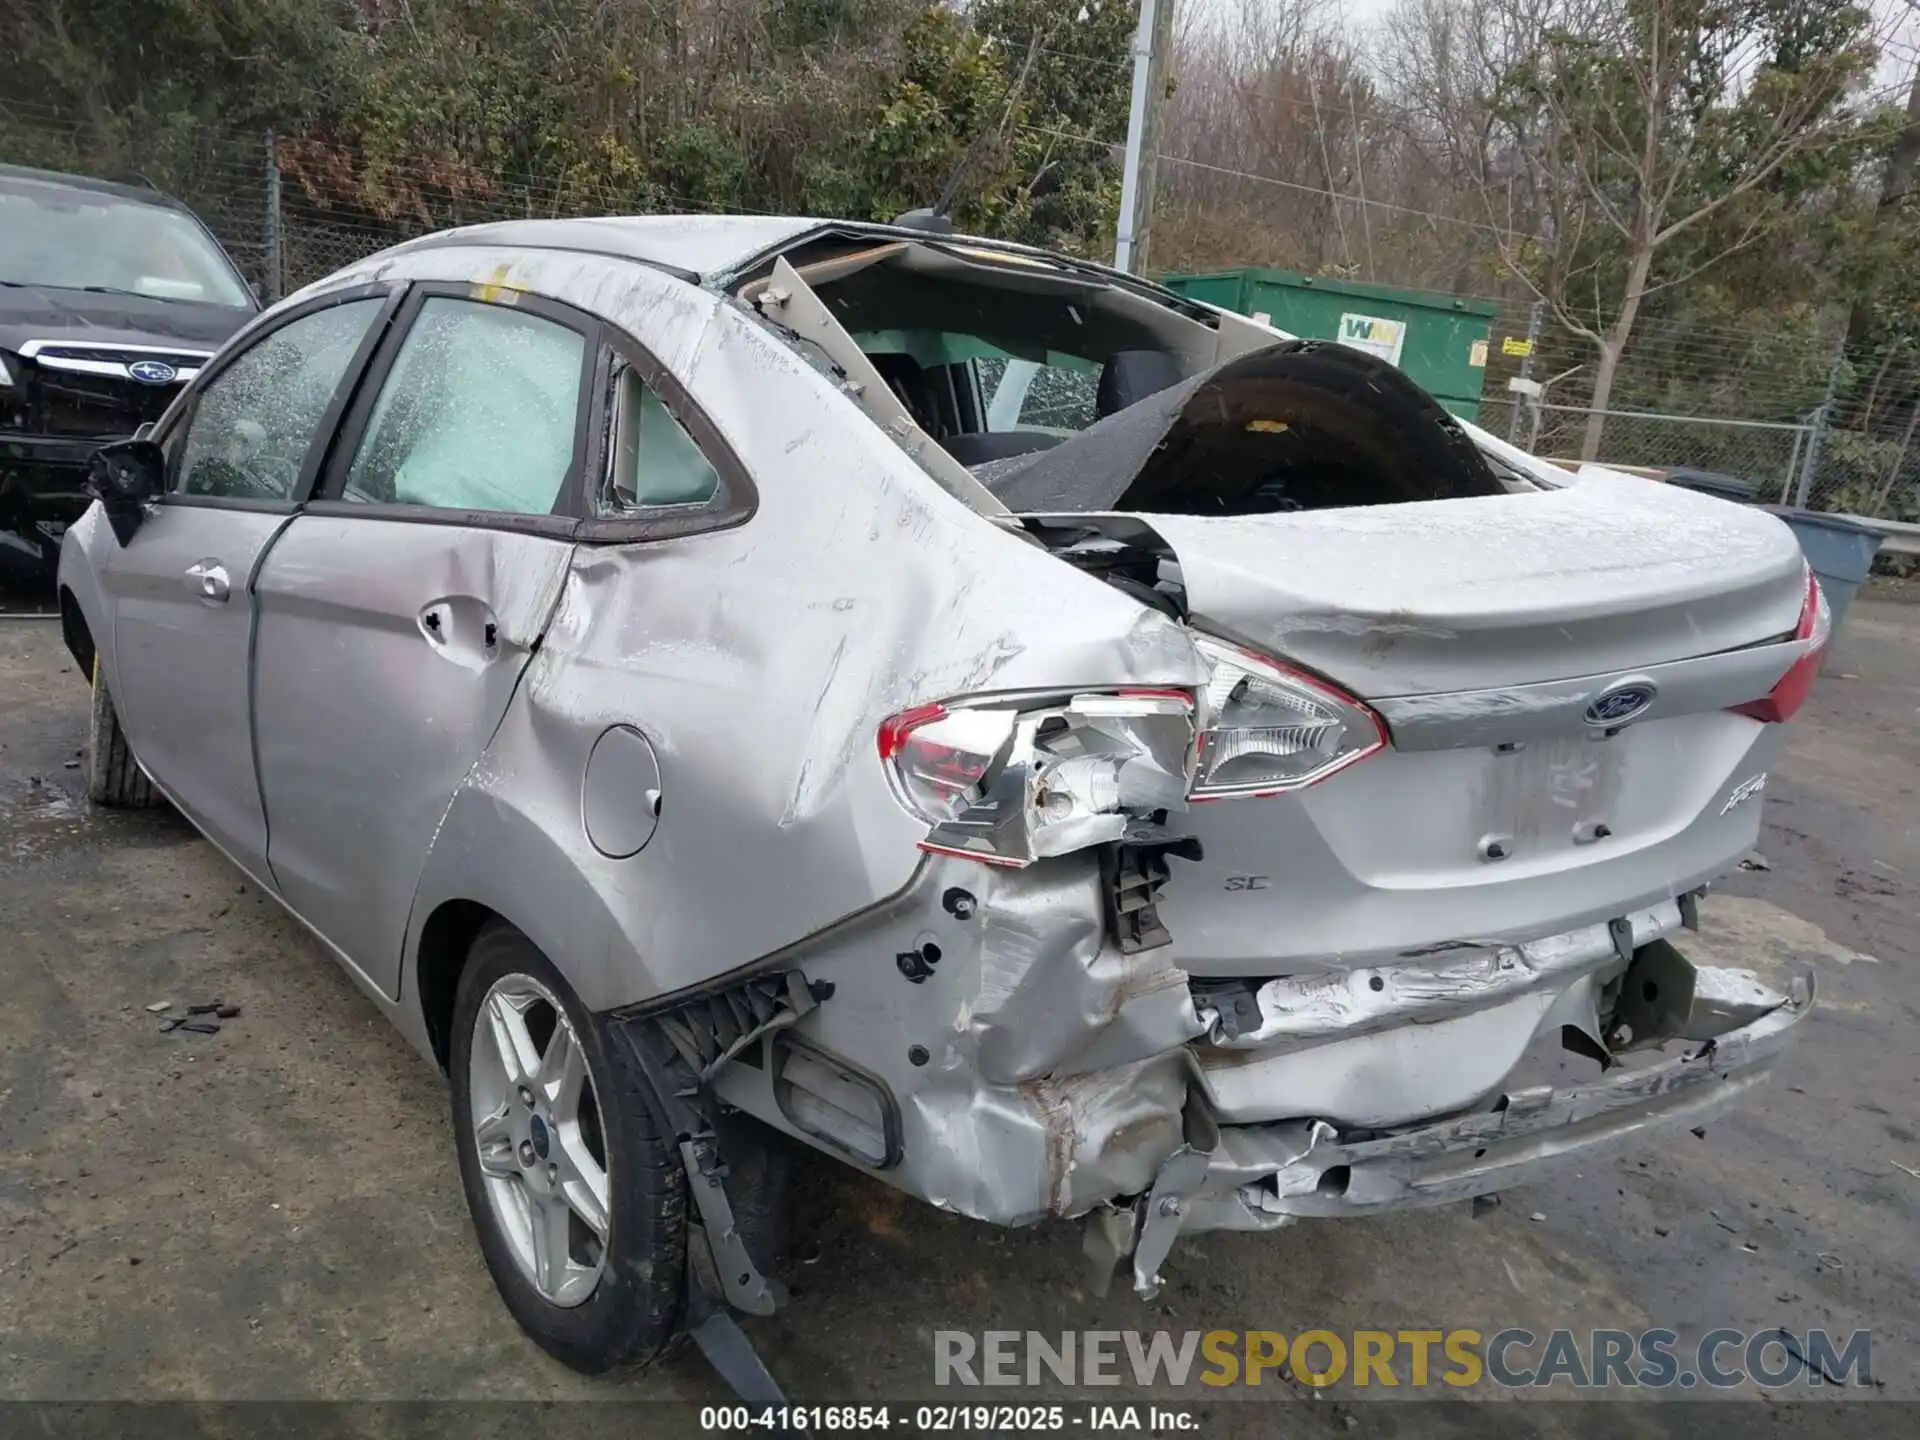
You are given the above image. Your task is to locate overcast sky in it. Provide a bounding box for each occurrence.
[1215,0,1920,93]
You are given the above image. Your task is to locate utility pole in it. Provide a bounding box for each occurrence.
[1506,299,1544,445]
[263,130,283,304]
[1115,0,1176,275]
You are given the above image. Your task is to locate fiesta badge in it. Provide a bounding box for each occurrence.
[1584,679,1657,727]
[127,359,178,385]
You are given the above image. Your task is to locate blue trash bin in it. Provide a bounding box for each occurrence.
[1757,506,1885,637]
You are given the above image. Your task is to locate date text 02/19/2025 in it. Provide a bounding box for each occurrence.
[699,1406,1203,1432]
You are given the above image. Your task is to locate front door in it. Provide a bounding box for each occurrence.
[251,288,592,996]
[99,293,392,869]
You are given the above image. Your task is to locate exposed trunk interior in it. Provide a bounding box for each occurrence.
[984,339,1511,516]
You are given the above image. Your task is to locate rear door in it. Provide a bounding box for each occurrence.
[249,285,591,997]
[96,289,395,870]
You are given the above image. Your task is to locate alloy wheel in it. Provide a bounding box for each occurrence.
[467,972,611,1307]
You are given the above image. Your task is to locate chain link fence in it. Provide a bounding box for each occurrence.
[1476,399,1814,500]
[1471,298,1920,523]
[0,100,723,299]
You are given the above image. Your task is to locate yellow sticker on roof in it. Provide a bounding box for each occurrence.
[472,264,526,303]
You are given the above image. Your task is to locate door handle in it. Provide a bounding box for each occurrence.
[186,560,231,603]
[417,598,502,663]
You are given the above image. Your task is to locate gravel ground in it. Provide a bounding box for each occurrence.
[0,587,1914,1437]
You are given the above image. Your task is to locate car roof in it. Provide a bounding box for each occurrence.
[0,162,191,211]
[387,215,828,281]
[383,214,1163,292]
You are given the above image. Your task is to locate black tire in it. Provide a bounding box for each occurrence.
[86,658,161,809]
[450,922,686,1373]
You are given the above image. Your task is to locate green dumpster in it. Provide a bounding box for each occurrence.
[1158,268,1500,422]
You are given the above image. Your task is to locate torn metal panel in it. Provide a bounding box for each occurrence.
[1611,940,1790,1047]
[1191,904,1696,1128]
[1197,901,1680,1050]
[756,257,1008,516]
[962,853,1204,1084]
[693,852,1202,1225]
[1186,975,1812,1229]
[1197,990,1566,1129]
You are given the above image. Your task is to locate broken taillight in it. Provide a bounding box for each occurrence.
[1189,635,1387,799]
[1731,568,1829,724]
[878,704,1010,825]
[878,692,1197,867]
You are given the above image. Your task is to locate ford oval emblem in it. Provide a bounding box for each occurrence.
[127,359,178,385]
[1584,681,1657,727]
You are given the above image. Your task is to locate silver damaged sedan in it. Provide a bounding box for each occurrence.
[58,217,1821,1376]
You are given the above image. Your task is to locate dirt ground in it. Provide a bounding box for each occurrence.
[1,584,1915,1436]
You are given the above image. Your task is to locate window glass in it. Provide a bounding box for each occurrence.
[974,354,1099,433]
[343,297,585,514]
[604,365,721,511]
[175,298,382,501]
[0,174,254,308]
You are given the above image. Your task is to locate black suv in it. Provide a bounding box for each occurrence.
[1,164,260,586]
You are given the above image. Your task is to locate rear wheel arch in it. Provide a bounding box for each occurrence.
[407,782,655,1027]
[415,898,499,1071]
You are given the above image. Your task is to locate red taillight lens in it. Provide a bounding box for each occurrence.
[877,704,1012,824]
[877,702,947,760]
[1731,568,1829,724]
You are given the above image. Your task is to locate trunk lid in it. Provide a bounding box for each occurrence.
[1127,476,1809,976]
[1145,473,1808,699]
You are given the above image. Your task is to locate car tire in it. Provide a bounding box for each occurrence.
[451,921,687,1373]
[86,659,161,809]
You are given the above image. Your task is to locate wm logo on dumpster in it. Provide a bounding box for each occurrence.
[1336,312,1407,367]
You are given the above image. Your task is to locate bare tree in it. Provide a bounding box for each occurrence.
[1463,0,1880,458]
[1159,0,1397,276]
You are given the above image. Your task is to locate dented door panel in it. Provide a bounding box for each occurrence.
[252,517,572,997]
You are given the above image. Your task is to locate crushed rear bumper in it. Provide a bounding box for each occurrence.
[1186,973,1811,1230]
[1094,967,1812,1298]
[635,850,1812,1300]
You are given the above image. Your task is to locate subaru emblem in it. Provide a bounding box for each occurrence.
[127,359,178,385]
[1584,680,1657,727]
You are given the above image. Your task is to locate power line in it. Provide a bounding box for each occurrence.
[1022,121,1508,233]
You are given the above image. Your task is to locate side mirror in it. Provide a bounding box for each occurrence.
[87,439,166,545]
